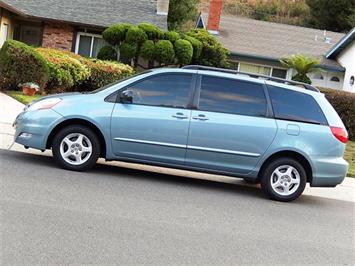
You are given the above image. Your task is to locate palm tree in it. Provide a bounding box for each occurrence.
[280,54,321,84]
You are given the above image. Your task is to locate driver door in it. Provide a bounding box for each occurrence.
[110,73,195,165]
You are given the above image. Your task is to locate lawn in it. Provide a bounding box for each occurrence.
[6,90,42,105]
[345,141,355,177]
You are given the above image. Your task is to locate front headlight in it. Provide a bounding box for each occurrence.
[27,98,62,111]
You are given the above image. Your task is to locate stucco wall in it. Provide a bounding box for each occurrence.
[337,42,355,93]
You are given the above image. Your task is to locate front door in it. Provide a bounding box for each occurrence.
[111,73,195,165]
[186,75,277,175]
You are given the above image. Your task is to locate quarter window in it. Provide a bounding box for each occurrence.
[268,86,327,125]
[125,74,193,108]
[199,76,267,117]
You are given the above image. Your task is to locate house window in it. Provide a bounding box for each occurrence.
[229,61,239,70]
[20,25,42,47]
[239,63,272,76]
[271,68,287,79]
[75,32,106,58]
[330,76,340,82]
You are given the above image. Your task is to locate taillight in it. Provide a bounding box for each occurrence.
[330,127,348,144]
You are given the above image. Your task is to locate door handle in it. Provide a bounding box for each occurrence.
[192,114,209,121]
[172,112,188,119]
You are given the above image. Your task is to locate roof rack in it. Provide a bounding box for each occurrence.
[182,65,320,92]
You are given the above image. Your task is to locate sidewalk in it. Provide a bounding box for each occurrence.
[0,92,354,203]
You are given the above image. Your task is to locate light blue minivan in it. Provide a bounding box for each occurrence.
[13,66,349,201]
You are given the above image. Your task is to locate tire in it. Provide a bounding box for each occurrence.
[260,157,307,202]
[52,125,100,171]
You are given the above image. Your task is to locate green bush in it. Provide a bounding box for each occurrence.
[125,26,148,45]
[292,73,312,84]
[154,40,175,65]
[138,23,164,40]
[102,23,132,46]
[0,40,49,91]
[183,35,202,61]
[140,40,155,60]
[97,46,117,61]
[186,29,229,68]
[164,31,181,43]
[320,88,355,141]
[175,39,193,65]
[119,42,138,63]
[79,58,134,90]
[37,48,90,92]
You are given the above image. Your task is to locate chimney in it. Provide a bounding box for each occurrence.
[207,0,222,34]
[157,0,170,15]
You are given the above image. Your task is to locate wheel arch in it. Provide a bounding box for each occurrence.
[46,118,107,158]
[258,150,313,183]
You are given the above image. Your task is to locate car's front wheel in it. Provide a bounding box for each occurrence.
[260,158,307,202]
[52,125,100,171]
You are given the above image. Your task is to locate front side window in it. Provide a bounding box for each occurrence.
[76,33,106,58]
[268,86,327,125]
[125,74,193,108]
[199,76,267,117]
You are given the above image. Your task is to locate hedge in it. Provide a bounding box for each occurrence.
[0,40,133,93]
[102,23,132,46]
[154,40,175,64]
[175,39,193,65]
[138,23,164,40]
[0,40,49,91]
[97,45,117,61]
[321,88,355,141]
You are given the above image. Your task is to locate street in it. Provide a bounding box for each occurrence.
[1,149,354,265]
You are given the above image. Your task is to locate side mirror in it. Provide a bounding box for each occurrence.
[119,90,133,104]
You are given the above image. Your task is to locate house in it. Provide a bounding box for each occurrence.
[199,0,355,92]
[0,0,169,57]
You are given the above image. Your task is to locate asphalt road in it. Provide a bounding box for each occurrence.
[1,149,354,265]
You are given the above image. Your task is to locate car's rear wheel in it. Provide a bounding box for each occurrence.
[52,125,100,171]
[260,158,306,202]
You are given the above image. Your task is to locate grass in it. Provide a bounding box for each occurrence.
[6,90,42,105]
[345,141,355,177]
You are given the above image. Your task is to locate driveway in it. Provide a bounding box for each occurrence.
[1,149,354,265]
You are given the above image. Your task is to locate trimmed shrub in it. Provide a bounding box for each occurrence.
[183,35,202,61]
[97,46,117,61]
[102,23,132,46]
[140,40,155,60]
[37,48,90,92]
[0,40,49,91]
[119,42,138,63]
[175,39,193,65]
[79,58,134,90]
[164,31,181,43]
[138,23,164,40]
[320,88,355,141]
[154,40,175,65]
[125,26,148,45]
[187,29,229,68]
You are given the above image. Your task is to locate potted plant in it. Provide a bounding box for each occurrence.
[20,82,40,96]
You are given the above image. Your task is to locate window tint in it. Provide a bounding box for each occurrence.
[199,76,267,117]
[268,86,327,125]
[126,74,192,108]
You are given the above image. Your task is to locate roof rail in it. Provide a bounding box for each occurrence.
[182,65,320,92]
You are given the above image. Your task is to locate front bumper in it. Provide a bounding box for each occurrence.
[14,109,63,150]
[310,156,349,187]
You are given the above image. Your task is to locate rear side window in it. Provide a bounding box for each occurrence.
[126,74,193,108]
[268,86,328,125]
[199,76,267,117]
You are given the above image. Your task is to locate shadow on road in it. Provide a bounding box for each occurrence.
[1,149,348,206]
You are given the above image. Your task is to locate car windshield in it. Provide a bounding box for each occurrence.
[89,70,153,94]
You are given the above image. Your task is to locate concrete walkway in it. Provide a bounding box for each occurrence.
[0,92,354,203]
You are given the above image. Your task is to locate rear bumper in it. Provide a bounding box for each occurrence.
[310,156,349,187]
[14,109,63,150]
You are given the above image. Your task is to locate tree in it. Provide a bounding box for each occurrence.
[175,39,193,65]
[167,0,198,31]
[306,0,354,32]
[280,54,320,84]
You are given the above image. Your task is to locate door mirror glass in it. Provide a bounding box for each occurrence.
[120,90,133,104]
